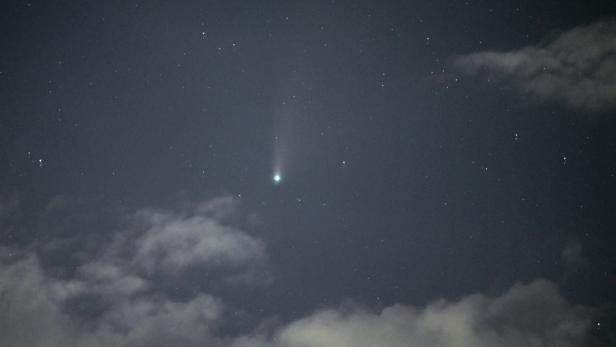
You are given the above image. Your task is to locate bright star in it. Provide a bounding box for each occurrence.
[273,173,282,184]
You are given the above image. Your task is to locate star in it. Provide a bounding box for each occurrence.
[273,173,282,184]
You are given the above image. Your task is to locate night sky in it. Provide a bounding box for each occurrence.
[1,1,615,346]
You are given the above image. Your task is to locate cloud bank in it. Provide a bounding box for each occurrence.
[455,19,616,111]
[236,280,594,347]
[0,196,599,346]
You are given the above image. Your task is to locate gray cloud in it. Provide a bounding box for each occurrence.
[0,253,225,347]
[77,196,271,291]
[455,19,616,111]
[132,209,268,278]
[0,196,269,347]
[237,280,595,347]
[0,196,599,347]
[0,252,598,347]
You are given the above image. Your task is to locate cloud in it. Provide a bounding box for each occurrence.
[77,196,271,291]
[46,194,78,211]
[132,208,268,279]
[0,253,599,346]
[455,19,616,111]
[0,253,225,347]
[0,196,269,347]
[0,196,601,346]
[237,280,595,347]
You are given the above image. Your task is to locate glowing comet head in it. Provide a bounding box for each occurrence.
[273,173,282,184]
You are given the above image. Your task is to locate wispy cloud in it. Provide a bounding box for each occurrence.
[455,19,616,111]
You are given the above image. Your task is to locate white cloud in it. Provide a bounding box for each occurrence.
[78,262,150,296]
[0,255,78,347]
[193,195,242,221]
[132,209,268,278]
[455,19,616,111]
[76,195,271,291]
[236,280,595,347]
